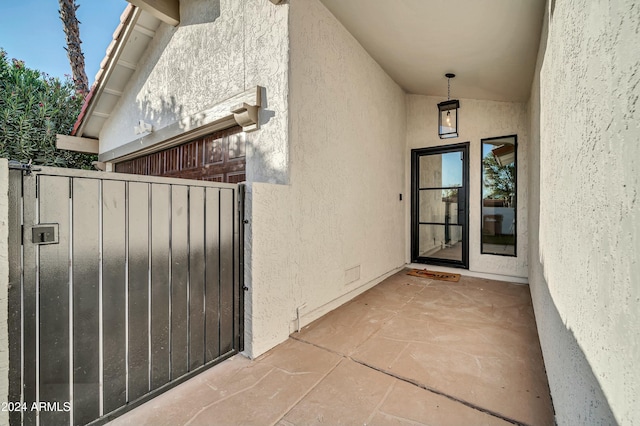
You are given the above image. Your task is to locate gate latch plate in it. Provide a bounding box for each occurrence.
[32,224,59,245]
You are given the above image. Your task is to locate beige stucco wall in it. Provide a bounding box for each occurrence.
[528,1,640,424]
[100,0,289,185]
[406,96,529,278]
[244,0,407,357]
[0,159,9,426]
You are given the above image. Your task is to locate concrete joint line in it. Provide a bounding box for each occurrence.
[185,366,277,426]
[352,357,530,426]
[365,381,397,425]
[289,335,348,358]
[290,335,529,426]
[270,357,343,426]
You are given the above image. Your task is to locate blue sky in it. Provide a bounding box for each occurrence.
[0,0,129,84]
[441,152,462,188]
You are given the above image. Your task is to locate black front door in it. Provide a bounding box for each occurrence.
[411,143,469,268]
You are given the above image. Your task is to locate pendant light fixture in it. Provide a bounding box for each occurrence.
[437,73,460,139]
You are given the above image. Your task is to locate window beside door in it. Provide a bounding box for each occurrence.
[481,135,517,256]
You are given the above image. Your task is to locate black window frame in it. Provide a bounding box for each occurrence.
[480,134,518,257]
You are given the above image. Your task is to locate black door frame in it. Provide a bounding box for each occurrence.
[411,142,470,269]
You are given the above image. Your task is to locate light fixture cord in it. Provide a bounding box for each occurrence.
[447,77,451,100]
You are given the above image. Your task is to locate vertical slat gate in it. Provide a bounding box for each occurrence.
[150,184,170,391]
[7,167,243,426]
[204,188,220,362]
[170,186,189,380]
[38,176,71,426]
[219,189,235,355]
[127,182,150,403]
[7,170,23,426]
[188,187,206,370]
[21,173,37,426]
[72,178,101,425]
[102,181,127,414]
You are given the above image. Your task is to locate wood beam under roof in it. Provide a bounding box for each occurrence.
[56,135,99,154]
[127,0,179,26]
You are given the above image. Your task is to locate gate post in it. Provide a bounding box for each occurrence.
[0,158,10,426]
[238,183,246,352]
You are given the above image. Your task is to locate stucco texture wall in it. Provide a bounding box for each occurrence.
[100,0,289,185]
[529,1,640,424]
[406,96,529,278]
[244,0,407,357]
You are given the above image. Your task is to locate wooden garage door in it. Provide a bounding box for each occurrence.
[115,126,246,183]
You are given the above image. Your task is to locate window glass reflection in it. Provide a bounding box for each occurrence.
[481,136,516,256]
[419,152,463,188]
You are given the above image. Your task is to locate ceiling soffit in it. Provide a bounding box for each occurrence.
[319,0,546,102]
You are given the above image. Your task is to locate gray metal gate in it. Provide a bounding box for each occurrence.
[7,165,244,425]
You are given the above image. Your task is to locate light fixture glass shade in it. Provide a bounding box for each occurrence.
[438,99,459,139]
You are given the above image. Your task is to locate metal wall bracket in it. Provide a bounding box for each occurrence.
[8,160,41,175]
[231,102,260,132]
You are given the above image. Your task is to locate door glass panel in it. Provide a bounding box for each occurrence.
[412,144,468,268]
[419,152,463,188]
[418,224,463,262]
[418,189,459,224]
[481,136,516,256]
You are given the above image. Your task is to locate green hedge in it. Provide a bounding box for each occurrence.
[0,48,96,169]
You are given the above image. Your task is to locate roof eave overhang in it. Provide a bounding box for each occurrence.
[127,0,180,27]
[72,5,163,141]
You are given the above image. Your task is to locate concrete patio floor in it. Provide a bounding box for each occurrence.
[108,269,554,426]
